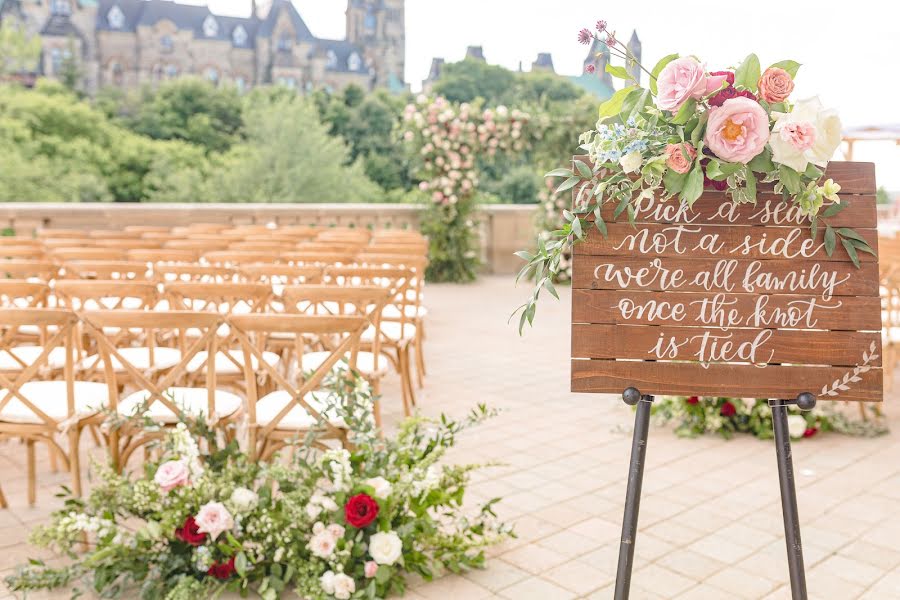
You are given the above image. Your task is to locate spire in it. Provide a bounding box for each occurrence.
[584,37,612,88]
[627,30,642,84]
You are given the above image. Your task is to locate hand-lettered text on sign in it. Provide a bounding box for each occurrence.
[570,160,883,402]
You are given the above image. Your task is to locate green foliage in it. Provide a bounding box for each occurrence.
[204,95,379,202]
[0,19,40,75]
[877,186,892,205]
[433,59,584,106]
[482,165,542,204]
[419,196,481,283]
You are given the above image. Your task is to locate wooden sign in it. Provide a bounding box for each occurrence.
[570,160,883,402]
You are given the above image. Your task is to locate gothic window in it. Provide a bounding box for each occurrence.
[364,8,376,32]
[205,67,219,84]
[347,52,362,72]
[277,33,292,52]
[50,48,62,74]
[107,5,124,28]
[160,35,173,53]
[202,15,218,38]
[325,50,337,69]
[232,25,247,46]
[110,62,124,86]
[50,0,71,15]
[276,76,296,90]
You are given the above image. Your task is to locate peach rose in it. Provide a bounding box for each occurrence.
[154,459,190,493]
[758,67,794,103]
[704,97,770,164]
[665,143,697,174]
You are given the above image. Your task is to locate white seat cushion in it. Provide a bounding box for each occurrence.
[0,381,110,425]
[380,304,427,319]
[255,390,345,430]
[117,386,242,422]
[186,350,280,374]
[299,351,389,377]
[79,347,182,373]
[361,322,416,343]
[0,346,68,370]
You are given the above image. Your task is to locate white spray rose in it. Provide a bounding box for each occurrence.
[787,415,807,439]
[229,487,258,513]
[364,476,393,500]
[332,573,356,600]
[770,96,842,173]
[320,571,336,594]
[368,531,403,565]
[619,150,643,174]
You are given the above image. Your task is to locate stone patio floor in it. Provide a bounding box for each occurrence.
[1,276,898,599]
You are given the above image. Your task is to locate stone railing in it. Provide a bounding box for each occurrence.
[0,203,538,275]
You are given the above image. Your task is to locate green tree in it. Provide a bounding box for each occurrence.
[126,78,244,153]
[58,38,82,93]
[0,19,40,76]
[204,96,379,202]
[433,59,516,104]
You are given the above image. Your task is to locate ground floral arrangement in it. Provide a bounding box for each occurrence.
[5,373,511,600]
[515,19,874,327]
[651,397,889,440]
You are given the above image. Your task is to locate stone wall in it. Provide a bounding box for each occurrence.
[0,203,537,275]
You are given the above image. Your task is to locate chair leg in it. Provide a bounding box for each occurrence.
[0,484,7,508]
[371,379,383,432]
[404,346,417,408]
[397,350,411,417]
[26,439,36,507]
[414,330,426,389]
[69,429,82,498]
[48,443,58,473]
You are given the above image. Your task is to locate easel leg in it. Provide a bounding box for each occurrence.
[614,388,653,600]
[770,397,812,600]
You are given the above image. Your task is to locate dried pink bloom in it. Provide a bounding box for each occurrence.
[605,31,617,48]
[578,28,592,45]
[585,64,596,74]
[596,20,607,32]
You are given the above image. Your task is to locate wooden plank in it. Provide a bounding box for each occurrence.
[571,324,881,367]
[572,289,883,331]
[576,223,877,263]
[572,257,880,297]
[574,157,876,194]
[593,194,877,228]
[570,360,883,402]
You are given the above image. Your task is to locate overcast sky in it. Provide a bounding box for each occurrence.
[203,0,899,185]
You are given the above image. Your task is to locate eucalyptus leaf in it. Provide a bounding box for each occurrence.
[649,53,679,95]
[850,238,877,256]
[734,53,761,91]
[545,168,574,178]
[841,238,860,268]
[837,228,868,244]
[824,225,836,256]
[810,216,818,240]
[556,176,580,194]
[574,160,592,179]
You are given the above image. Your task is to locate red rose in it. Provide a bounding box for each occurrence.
[208,556,236,580]
[345,493,379,528]
[709,85,757,108]
[720,401,736,417]
[709,70,735,86]
[175,516,206,546]
[803,427,818,438]
[686,396,700,405]
[701,158,729,191]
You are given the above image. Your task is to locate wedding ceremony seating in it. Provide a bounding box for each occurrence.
[0,223,429,506]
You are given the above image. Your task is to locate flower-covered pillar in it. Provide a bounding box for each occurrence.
[402,96,529,282]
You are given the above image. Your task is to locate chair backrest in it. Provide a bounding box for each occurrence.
[228,241,295,252]
[275,226,319,240]
[41,238,92,249]
[0,308,80,429]
[79,310,221,420]
[36,229,85,239]
[50,248,128,262]
[204,251,284,265]
[238,264,323,286]
[94,239,163,250]
[0,237,41,247]
[154,263,238,284]
[164,239,231,252]
[124,225,170,234]
[61,261,151,281]
[0,281,51,308]
[326,266,416,330]
[172,223,229,234]
[227,313,366,457]
[0,246,46,260]
[127,249,200,263]
[87,230,144,239]
[0,260,59,281]
[283,252,357,266]
[54,280,159,310]
[316,230,370,245]
[164,281,271,315]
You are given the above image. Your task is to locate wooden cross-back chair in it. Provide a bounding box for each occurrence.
[273,225,319,241]
[295,242,365,254]
[50,248,128,263]
[228,241,296,253]
[0,280,51,308]
[153,263,237,284]
[325,266,420,414]
[172,224,229,234]
[0,237,41,247]
[36,229,85,239]
[204,251,284,266]
[40,238,91,250]
[78,310,238,468]
[0,260,59,282]
[94,239,163,250]
[284,252,358,266]
[316,230,371,245]
[138,233,185,244]
[238,264,323,310]
[222,225,274,236]
[127,249,200,264]
[0,308,110,505]
[165,282,276,389]
[0,281,61,359]
[228,313,367,460]
[282,285,392,426]
[124,226,170,235]
[61,261,151,281]
[164,239,231,253]
[87,230,144,239]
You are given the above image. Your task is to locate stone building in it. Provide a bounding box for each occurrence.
[0,0,405,94]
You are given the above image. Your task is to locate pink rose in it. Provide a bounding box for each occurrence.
[154,459,190,493]
[364,560,379,578]
[779,122,816,151]
[194,501,234,540]
[656,57,728,112]
[704,97,770,164]
[758,67,794,103]
[665,143,697,174]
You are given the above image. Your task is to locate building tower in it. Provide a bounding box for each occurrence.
[626,30,641,84]
[584,36,613,89]
[346,0,405,92]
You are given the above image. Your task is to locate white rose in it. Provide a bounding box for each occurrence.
[787,415,807,439]
[619,150,643,174]
[770,96,842,173]
[320,570,336,594]
[364,476,393,500]
[368,531,403,565]
[229,487,258,513]
[332,573,356,600]
[326,523,345,540]
[308,530,337,559]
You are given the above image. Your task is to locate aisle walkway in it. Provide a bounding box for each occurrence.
[1,276,898,599]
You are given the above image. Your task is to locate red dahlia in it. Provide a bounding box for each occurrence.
[207,556,236,580]
[720,401,736,417]
[175,516,206,546]
[345,493,380,528]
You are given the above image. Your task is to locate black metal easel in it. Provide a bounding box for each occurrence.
[613,387,817,600]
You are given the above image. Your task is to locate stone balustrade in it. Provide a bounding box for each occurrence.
[0,203,538,275]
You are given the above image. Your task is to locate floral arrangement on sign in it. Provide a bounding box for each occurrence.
[652,396,889,440]
[514,20,874,329]
[5,372,511,600]
[403,96,530,283]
